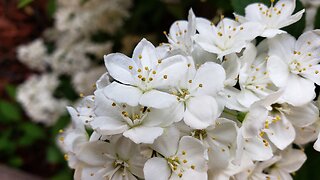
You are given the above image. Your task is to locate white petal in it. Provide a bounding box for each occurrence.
[281,75,315,106]
[278,9,305,29]
[261,29,286,38]
[191,62,226,96]
[103,82,142,106]
[177,136,207,171]
[77,142,110,166]
[237,89,261,108]
[267,55,290,87]
[244,3,268,22]
[104,53,136,84]
[223,54,240,86]
[314,132,320,152]
[286,102,319,127]
[268,33,295,64]
[123,126,163,144]
[139,90,177,109]
[242,105,268,138]
[152,55,188,89]
[152,126,180,157]
[144,157,171,180]
[206,138,230,170]
[277,148,307,173]
[184,96,219,129]
[132,38,157,69]
[266,116,295,150]
[243,136,273,161]
[90,117,129,135]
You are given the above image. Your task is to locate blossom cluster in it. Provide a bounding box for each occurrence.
[17,0,131,125]
[61,0,320,179]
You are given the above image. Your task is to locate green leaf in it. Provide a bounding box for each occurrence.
[47,0,57,17]
[0,100,21,122]
[8,156,23,167]
[230,0,266,15]
[51,114,70,136]
[18,123,46,146]
[5,85,17,100]
[0,130,16,153]
[51,169,73,180]
[237,112,247,122]
[314,7,320,29]
[47,145,63,164]
[18,0,34,8]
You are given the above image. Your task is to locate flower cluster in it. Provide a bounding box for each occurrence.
[61,0,320,179]
[17,0,131,125]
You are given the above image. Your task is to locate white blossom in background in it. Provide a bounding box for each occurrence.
[59,0,320,179]
[17,74,68,125]
[55,0,131,35]
[17,39,48,71]
[17,0,132,125]
[72,66,108,95]
[300,0,320,31]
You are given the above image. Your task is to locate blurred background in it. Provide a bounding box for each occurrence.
[0,0,319,179]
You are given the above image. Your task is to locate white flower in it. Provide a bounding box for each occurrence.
[17,74,68,125]
[72,66,108,95]
[194,17,263,59]
[104,38,189,108]
[237,43,277,108]
[144,128,207,180]
[267,30,320,106]
[89,89,181,144]
[75,136,147,180]
[235,0,305,38]
[314,132,320,151]
[17,38,47,71]
[67,95,96,126]
[268,147,307,180]
[163,9,196,55]
[169,62,226,129]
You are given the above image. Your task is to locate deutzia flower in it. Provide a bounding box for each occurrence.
[267,30,320,106]
[89,89,181,144]
[75,136,147,180]
[169,62,226,129]
[315,132,320,151]
[237,43,277,108]
[194,17,263,59]
[234,0,305,38]
[104,38,189,108]
[144,127,207,180]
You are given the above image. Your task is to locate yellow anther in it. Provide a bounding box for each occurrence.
[158,59,162,64]
[138,75,142,78]
[315,70,319,74]
[182,151,186,155]
[138,55,142,59]
[141,77,146,81]
[198,84,203,87]
[138,68,142,72]
[59,129,64,133]
[128,66,133,70]
[152,70,156,74]
[217,32,223,36]
[240,27,244,30]
[79,93,84,97]
[191,165,195,169]
[163,75,168,79]
[183,159,187,163]
[149,77,153,81]
[178,173,183,178]
[64,154,69,160]
[145,67,149,71]
[59,137,64,142]
[187,63,191,67]
[188,80,192,83]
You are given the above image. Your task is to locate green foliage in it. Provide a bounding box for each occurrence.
[18,123,46,146]
[0,100,22,122]
[47,0,57,17]
[231,0,267,15]
[18,0,34,8]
